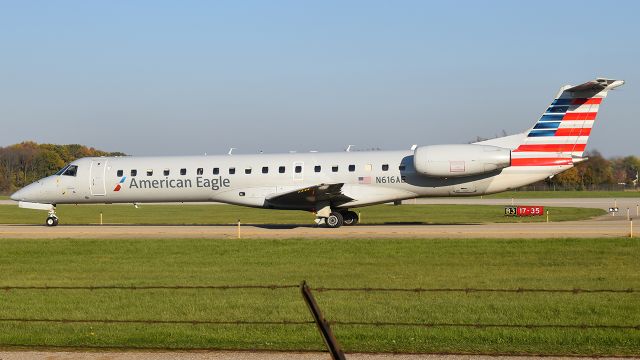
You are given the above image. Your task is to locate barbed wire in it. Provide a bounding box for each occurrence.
[330,321,640,330]
[0,317,312,326]
[0,285,635,293]
[1,317,637,330]
[313,287,637,294]
[0,284,298,291]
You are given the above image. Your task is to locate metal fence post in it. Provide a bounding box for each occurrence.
[300,281,346,360]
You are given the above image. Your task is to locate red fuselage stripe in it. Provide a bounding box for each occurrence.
[511,158,573,166]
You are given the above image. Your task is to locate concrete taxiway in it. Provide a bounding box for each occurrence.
[0,217,634,239]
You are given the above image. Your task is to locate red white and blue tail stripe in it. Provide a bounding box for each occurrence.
[511,78,624,167]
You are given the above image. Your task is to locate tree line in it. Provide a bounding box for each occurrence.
[548,150,639,190]
[0,142,125,194]
[0,142,638,195]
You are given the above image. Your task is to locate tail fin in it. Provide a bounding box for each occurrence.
[511,78,624,167]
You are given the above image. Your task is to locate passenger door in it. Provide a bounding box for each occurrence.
[90,159,107,196]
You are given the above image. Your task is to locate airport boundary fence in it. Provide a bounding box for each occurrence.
[0,283,639,354]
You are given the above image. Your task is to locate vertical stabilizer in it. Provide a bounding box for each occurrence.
[511,78,624,166]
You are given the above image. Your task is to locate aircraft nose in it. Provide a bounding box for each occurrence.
[10,189,22,201]
[10,182,41,202]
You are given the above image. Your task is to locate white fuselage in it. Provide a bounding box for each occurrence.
[13,150,569,211]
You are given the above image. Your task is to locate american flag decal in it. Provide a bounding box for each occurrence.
[358,176,371,184]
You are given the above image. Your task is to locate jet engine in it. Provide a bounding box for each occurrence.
[413,144,511,178]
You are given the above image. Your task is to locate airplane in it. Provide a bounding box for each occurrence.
[11,78,624,228]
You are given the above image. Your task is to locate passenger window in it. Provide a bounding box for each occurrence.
[213,167,219,175]
[229,167,236,175]
[117,170,123,177]
[314,165,321,172]
[197,168,204,175]
[348,165,355,172]
[245,168,252,174]
[399,165,406,171]
[332,166,338,172]
[131,169,137,177]
[382,164,389,171]
[180,168,187,175]
[262,166,269,174]
[62,165,78,177]
[146,169,153,176]
[279,166,285,174]
[295,165,302,173]
[164,169,170,176]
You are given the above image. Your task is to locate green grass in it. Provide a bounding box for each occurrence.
[483,190,640,199]
[0,237,638,355]
[0,204,605,225]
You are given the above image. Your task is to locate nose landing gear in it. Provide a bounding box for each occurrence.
[46,208,59,227]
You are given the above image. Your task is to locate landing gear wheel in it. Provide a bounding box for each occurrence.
[325,212,344,228]
[342,211,359,226]
[46,217,58,227]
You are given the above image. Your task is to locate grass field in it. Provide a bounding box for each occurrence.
[483,190,640,199]
[0,204,605,225]
[0,237,638,355]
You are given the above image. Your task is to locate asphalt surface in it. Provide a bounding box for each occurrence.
[0,216,635,239]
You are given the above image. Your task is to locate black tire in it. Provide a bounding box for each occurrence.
[342,210,359,226]
[326,212,344,228]
[53,218,59,226]
[46,217,56,227]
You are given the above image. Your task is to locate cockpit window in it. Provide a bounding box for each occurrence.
[62,165,78,177]
[55,165,70,176]
[55,164,78,176]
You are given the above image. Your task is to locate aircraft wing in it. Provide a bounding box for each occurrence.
[265,183,353,210]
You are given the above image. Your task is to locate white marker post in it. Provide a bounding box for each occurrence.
[546,210,549,223]
[237,219,241,239]
[630,220,634,238]
[100,212,103,225]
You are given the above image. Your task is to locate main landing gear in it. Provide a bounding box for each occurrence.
[324,210,359,228]
[46,207,59,227]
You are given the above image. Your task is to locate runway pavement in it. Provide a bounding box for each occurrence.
[0,217,634,239]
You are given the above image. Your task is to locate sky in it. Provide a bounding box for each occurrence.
[0,0,638,157]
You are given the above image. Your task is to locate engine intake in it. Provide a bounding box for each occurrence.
[413,144,511,178]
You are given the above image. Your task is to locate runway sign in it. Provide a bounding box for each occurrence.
[505,206,544,217]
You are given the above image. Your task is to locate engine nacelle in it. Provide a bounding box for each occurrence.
[413,144,511,178]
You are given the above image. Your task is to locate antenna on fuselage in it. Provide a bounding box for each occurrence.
[410,144,417,151]
[345,145,354,152]
[228,147,236,155]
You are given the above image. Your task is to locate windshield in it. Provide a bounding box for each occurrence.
[55,164,78,177]
[55,165,70,176]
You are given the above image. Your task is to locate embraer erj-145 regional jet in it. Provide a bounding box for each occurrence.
[11,78,624,228]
